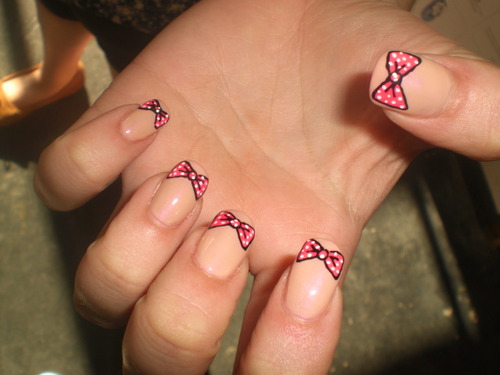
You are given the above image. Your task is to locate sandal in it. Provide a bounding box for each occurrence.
[0,62,85,127]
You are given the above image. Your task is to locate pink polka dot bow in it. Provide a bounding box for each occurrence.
[209,211,255,250]
[372,51,421,110]
[297,239,345,280]
[139,98,170,129]
[167,161,209,200]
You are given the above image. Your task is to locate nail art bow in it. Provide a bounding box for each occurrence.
[167,161,209,200]
[209,211,255,250]
[372,51,421,110]
[139,99,170,129]
[297,239,344,280]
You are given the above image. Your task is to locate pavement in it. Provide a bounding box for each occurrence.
[1,1,499,374]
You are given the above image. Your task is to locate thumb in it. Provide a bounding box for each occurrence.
[370,50,500,161]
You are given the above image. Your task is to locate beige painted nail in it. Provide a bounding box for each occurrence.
[195,211,254,279]
[149,162,207,226]
[121,99,169,141]
[370,51,452,116]
[285,239,344,321]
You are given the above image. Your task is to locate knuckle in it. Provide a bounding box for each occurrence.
[73,286,124,328]
[74,241,147,325]
[93,241,149,301]
[65,137,107,188]
[144,293,220,357]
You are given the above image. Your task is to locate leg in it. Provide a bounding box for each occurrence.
[1,0,93,111]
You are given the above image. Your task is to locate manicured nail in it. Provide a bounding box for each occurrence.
[167,161,209,200]
[195,211,255,278]
[149,161,208,226]
[121,99,170,141]
[370,51,452,115]
[285,239,344,321]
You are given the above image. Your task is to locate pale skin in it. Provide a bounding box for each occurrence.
[33,0,500,373]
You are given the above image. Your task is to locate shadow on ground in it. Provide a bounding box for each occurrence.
[0,90,124,375]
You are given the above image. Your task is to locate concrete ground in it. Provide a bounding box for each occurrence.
[1,1,499,374]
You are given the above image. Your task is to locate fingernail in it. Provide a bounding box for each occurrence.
[149,161,208,226]
[195,211,255,279]
[121,99,170,141]
[370,51,452,115]
[285,239,345,321]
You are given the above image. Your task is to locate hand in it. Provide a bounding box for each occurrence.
[34,0,500,373]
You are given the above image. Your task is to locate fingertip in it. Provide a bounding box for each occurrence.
[370,50,500,159]
[149,161,209,227]
[72,169,205,329]
[284,238,344,321]
[121,99,170,141]
[237,240,344,374]
[194,210,254,279]
[34,101,169,211]
[369,50,452,115]
[122,222,251,374]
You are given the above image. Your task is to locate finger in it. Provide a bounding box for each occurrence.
[236,238,345,374]
[74,161,208,328]
[122,211,254,375]
[34,99,170,210]
[370,50,500,160]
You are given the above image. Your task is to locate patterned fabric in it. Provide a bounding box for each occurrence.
[73,0,199,34]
